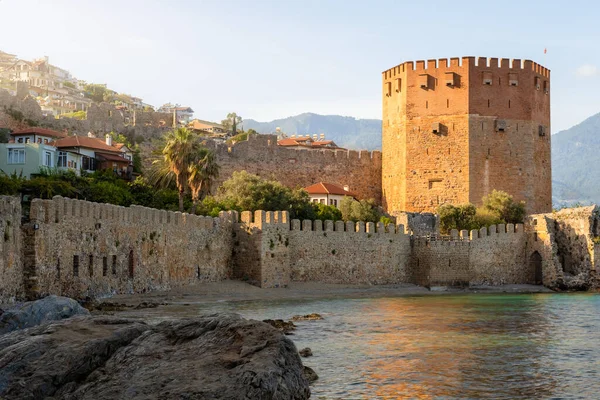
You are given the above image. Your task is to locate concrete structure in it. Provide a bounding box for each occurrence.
[382,57,551,215]
[54,135,132,177]
[304,182,355,207]
[0,128,81,178]
[2,196,597,302]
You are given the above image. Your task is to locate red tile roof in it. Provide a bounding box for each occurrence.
[277,138,303,146]
[11,128,67,138]
[53,136,121,153]
[96,152,130,163]
[304,182,355,197]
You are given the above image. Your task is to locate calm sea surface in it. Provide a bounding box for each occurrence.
[127,293,600,399]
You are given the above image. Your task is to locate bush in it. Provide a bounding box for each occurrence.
[313,203,342,221]
[87,181,133,206]
[438,203,477,234]
[482,190,526,224]
[215,171,315,219]
[339,197,380,222]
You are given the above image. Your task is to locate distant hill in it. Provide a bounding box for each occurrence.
[552,112,600,206]
[242,113,382,151]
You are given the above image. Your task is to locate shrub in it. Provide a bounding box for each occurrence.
[339,197,381,223]
[314,203,342,221]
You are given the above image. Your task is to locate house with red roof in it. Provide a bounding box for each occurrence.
[53,134,132,177]
[0,128,133,179]
[304,182,356,208]
[277,134,343,150]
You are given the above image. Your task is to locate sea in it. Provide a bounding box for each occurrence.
[124,293,600,399]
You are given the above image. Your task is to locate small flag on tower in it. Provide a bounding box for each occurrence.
[544,48,547,54]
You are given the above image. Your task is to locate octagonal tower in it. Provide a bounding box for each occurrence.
[382,56,551,215]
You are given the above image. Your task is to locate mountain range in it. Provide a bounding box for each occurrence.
[243,113,382,151]
[244,112,600,206]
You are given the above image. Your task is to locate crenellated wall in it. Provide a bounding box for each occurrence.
[20,197,236,300]
[207,134,382,203]
[4,196,596,302]
[287,219,411,285]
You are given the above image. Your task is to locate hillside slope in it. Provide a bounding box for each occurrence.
[551,112,600,206]
[243,113,382,151]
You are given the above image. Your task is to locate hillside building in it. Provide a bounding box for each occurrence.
[304,182,355,208]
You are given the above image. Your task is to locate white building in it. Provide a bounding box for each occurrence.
[304,182,355,208]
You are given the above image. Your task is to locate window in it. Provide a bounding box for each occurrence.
[508,73,518,86]
[44,151,52,167]
[7,148,25,164]
[25,137,30,143]
[58,152,67,167]
[17,138,23,143]
[385,82,392,97]
[418,74,429,89]
[482,71,493,85]
[329,199,338,206]
[37,138,42,144]
[44,139,49,144]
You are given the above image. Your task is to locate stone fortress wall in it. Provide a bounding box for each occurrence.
[382,57,552,215]
[1,196,599,302]
[207,134,383,202]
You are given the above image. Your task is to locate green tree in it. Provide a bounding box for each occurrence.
[438,203,477,234]
[482,190,526,224]
[188,149,219,214]
[314,203,342,221]
[150,127,204,212]
[215,171,314,219]
[339,197,380,222]
[222,112,243,135]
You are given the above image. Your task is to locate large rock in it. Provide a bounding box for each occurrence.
[0,313,310,400]
[0,295,90,335]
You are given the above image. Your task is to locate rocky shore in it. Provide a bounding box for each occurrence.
[0,297,311,400]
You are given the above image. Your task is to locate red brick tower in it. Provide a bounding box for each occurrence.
[382,57,551,215]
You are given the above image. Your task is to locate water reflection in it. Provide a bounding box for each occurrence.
[117,293,600,399]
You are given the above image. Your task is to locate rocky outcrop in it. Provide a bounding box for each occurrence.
[0,313,310,400]
[0,295,89,335]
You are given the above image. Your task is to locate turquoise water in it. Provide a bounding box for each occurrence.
[128,293,600,399]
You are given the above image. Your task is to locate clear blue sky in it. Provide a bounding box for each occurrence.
[1,0,599,133]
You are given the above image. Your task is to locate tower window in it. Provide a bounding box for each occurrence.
[495,120,507,132]
[482,71,493,85]
[543,80,549,94]
[396,78,401,92]
[419,74,430,89]
[445,72,457,87]
[509,73,518,86]
[385,82,392,97]
[535,76,541,90]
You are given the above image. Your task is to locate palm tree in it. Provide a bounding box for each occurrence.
[152,127,202,212]
[188,149,219,214]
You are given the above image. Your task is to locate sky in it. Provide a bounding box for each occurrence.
[1,0,599,133]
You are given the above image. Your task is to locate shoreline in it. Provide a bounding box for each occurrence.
[0,281,559,310]
[103,280,555,307]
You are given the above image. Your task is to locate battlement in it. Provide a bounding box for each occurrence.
[412,223,525,246]
[239,210,289,228]
[290,218,405,234]
[28,196,233,230]
[383,56,550,79]
[211,134,382,162]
